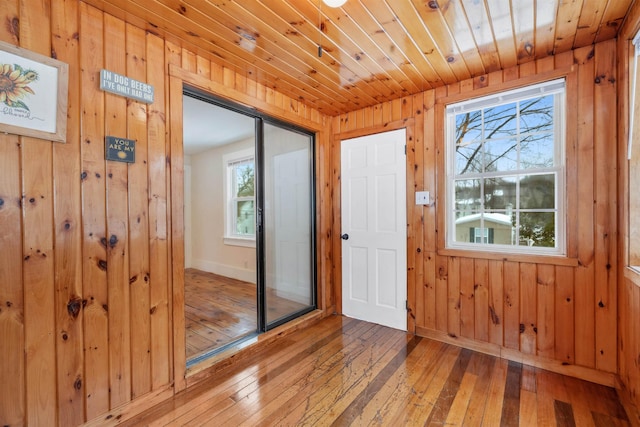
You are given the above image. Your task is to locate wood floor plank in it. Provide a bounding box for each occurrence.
[481,358,509,425]
[350,339,441,424]
[184,269,256,359]
[181,320,372,426]
[521,364,537,393]
[329,335,423,425]
[500,360,523,426]
[462,352,496,426]
[592,411,631,427]
[379,341,451,425]
[258,327,408,426]
[184,269,310,361]
[425,348,474,425]
[118,316,633,427]
[396,344,463,424]
[536,370,559,427]
[590,383,630,421]
[191,321,382,426]
[561,375,597,427]
[519,389,539,427]
[555,399,577,427]
[229,328,390,425]
[172,322,351,426]
[572,375,630,423]
[444,372,478,426]
[126,316,354,427]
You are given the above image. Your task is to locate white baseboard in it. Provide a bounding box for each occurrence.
[192,259,257,284]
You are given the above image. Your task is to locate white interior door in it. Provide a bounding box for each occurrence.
[341,128,407,331]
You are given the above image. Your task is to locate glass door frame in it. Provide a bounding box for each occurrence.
[256,117,318,332]
[183,85,317,343]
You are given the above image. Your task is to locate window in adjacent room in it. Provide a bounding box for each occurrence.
[445,79,566,255]
[224,148,255,246]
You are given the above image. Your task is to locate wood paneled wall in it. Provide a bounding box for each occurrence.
[617,1,640,411]
[332,39,620,387]
[0,1,328,425]
[0,0,637,424]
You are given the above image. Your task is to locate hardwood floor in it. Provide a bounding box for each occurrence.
[123,315,634,426]
[185,269,257,360]
[185,269,309,360]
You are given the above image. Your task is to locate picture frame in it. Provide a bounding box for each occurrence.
[0,40,68,143]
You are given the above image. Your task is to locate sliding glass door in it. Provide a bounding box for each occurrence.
[183,88,315,364]
[260,123,315,328]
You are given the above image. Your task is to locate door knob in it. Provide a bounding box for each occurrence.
[341,233,349,240]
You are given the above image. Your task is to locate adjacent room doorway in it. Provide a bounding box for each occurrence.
[340,129,408,331]
[183,89,316,365]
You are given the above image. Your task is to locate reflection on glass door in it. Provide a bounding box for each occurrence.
[261,123,315,327]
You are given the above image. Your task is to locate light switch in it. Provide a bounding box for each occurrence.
[415,191,430,205]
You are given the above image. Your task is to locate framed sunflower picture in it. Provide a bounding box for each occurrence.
[0,41,68,143]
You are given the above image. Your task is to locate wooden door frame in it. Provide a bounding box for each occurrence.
[168,65,326,393]
[331,118,416,333]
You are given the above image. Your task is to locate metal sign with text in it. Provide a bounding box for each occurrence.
[100,69,154,104]
[105,136,136,163]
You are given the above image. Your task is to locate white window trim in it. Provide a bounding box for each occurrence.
[223,148,256,248]
[444,79,567,256]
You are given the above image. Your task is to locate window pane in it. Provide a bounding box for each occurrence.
[520,133,554,169]
[481,214,512,245]
[234,164,254,197]
[520,174,555,209]
[484,102,517,139]
[520,95,554,133]
[484,138,518,172]
[235,200,255,235]
[455,212,511,245]
[474,227,488,243]
[484,177,516,210]
[455,111,482,146]
[518,212,555,247]
[455,179,481,212]
[454,210,480,243]
[455,142,482,175]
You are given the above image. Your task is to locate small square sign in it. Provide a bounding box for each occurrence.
[105,136,135,163]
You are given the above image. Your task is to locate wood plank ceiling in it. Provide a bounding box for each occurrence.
[84,0,635,116]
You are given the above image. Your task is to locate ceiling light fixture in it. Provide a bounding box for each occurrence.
[322,0,347,7]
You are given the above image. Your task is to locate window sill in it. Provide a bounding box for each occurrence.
[437,248,579,267]
[224,237,256,248]
[624,266,640,288]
